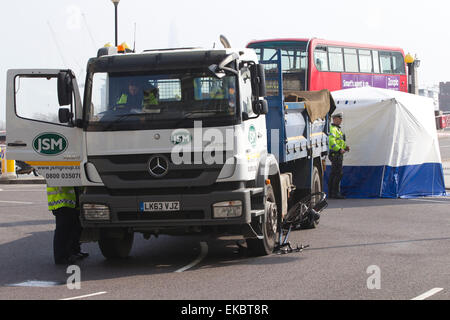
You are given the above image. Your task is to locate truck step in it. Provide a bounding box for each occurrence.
[251,209,265,217]
[250,188,264,196]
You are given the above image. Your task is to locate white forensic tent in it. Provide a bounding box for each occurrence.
[325,87,446,198]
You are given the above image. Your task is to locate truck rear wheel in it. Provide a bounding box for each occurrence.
[300,166,322,229]
[99,232,134,260]
[247,185,279,256]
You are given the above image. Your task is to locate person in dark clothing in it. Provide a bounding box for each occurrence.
[328,113,350,199]
[47,187,88,265]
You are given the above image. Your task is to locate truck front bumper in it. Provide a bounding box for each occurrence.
[80,187,255,232]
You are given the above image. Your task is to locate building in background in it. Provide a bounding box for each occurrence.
[439,82,450,112]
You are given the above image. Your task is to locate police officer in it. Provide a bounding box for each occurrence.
[47,186,88,265]
[328,112,350,199]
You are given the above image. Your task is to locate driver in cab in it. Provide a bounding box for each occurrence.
[113,80,159,113]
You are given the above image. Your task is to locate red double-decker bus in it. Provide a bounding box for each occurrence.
[247,38,408,93]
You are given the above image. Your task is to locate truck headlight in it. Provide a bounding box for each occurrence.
[213,201,242,219]
[82,204,110,221]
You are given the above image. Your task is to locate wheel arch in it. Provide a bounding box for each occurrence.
[256,154,283,216]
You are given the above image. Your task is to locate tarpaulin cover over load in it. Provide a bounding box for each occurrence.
[324,87,446,198]
[285,90,336,122]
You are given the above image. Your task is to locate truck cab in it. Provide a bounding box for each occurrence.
[6,45,332,258]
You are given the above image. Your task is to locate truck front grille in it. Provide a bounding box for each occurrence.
[88,153,226,189]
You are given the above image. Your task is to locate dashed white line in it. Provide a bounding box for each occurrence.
[411,288,444,300]
[0,189,43,192]
[60,291,107,300]
[175,242,208,273]
[9,280,62,287]
[0,200,33,204]
[408,199,450,204]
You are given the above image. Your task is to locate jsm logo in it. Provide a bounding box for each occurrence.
[33,133,68,155]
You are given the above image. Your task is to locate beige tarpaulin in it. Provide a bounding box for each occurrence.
[285,89,336,123]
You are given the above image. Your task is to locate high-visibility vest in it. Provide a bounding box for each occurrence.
[47,187,77,211]
[116,92,159,107]
[143,91,159,106]
[329,124,347,152]
[117,94,129,105]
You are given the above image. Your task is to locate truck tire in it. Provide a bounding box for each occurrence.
[300,166,322,229]
[99,232,134,260]
[247,185,279,256]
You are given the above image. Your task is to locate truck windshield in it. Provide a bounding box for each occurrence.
[86,71,238,131]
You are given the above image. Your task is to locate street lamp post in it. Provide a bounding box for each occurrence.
[111,0,120,47]
[405,53,415,94]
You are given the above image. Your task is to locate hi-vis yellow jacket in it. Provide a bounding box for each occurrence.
[47,187,77,211]
[329,124,347,153]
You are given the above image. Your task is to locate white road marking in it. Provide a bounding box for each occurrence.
[9,280,63,287]
[408,199,450,204]
[60,291,108,300]
[175,242,208,273]
[0,189,44,192]
[0,200,33,204]
[411,288,444,300]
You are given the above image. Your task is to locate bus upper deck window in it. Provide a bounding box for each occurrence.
[344,48,359,73]
[392,52,406,74]
[314,47,329,71]
[380,52,393,74]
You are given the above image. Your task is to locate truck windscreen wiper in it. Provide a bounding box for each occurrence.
[101,113,142,130]
[173,111,218,127]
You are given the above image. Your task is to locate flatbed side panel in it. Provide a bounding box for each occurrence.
[285,102,308,162]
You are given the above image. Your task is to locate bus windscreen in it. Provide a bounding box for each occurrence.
[248,41,309,95]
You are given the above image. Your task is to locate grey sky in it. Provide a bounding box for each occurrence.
[1,0,447,122]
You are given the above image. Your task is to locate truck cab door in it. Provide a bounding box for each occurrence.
[6,69,84,186]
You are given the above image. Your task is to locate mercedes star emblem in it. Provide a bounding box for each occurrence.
[148,155,169,178]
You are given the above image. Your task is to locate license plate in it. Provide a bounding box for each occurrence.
[140,201,180,212]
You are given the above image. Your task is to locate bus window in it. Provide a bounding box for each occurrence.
[344,48,359,73]
[329,47,344,72]
[372,50,380,73]
[263,48,277,61]
[314,46,329,71]
[281,49,306,71]
[281,49,307,92]
[392,52,406,74]
[359,49,372,73]
[254,48,262,61]
[380,51,393,74]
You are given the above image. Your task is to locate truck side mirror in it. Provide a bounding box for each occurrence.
[57,71,73,106]
[58,108,73,124]
[208,53,239,79]
[260,99,268,114]
[207,64,226,79]
[250,64,267,98]
[252,99,268,116]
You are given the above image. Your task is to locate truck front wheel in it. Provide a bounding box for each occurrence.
[247,185,279,256]
[99,232,134,260]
